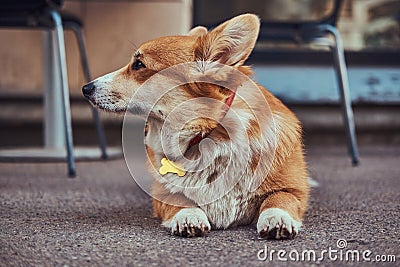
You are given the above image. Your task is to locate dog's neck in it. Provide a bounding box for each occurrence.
[187,91,236,148]
[145,90,237,162]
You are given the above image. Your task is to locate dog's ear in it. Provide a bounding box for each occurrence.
[194,14,260,66]
[188,26,208,37]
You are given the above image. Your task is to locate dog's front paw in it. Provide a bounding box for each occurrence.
[257,208,302,240]
[163,208,211,237]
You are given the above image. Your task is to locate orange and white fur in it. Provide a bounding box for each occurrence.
[83,14,309,239]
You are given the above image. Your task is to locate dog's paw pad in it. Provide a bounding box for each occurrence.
[163,208,211,237]
[257,208,302,240]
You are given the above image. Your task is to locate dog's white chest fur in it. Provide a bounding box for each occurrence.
[200,190,262,228]
[146,111,273,229]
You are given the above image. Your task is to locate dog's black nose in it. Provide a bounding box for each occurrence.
[82,82,95,97]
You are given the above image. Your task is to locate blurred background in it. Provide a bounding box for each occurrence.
[0,0,399,148]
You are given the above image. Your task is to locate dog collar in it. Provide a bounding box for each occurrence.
[188,91,236,148]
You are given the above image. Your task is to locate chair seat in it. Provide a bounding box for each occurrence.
[0,0,63,12]
[258,21,337,44]
[0,10,82,29]
[0,0,80,29]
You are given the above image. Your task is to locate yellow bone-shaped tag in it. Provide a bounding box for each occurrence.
[159,158,186,177]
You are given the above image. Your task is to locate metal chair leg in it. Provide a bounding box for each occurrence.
[65,22,108,160]
[43,30,66,149]
[49,9,76,177]
[323,25,360,166]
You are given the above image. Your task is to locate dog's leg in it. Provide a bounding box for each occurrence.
[152,182,210,237]
[257,191,304,240]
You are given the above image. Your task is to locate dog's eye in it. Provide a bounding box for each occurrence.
[132,59,146,71]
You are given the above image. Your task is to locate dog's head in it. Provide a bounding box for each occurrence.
[82,14,260,119]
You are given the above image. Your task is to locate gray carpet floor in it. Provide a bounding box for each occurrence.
[0,144,399,266]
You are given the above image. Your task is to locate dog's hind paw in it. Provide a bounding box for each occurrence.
[163,208,211,237]
[257,208,302,240]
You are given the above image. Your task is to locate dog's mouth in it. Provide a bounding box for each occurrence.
[87,96,163,119]
[97,105,127,114]
[86,96,127,114]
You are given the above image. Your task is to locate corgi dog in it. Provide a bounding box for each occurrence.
[82,14,309,239]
